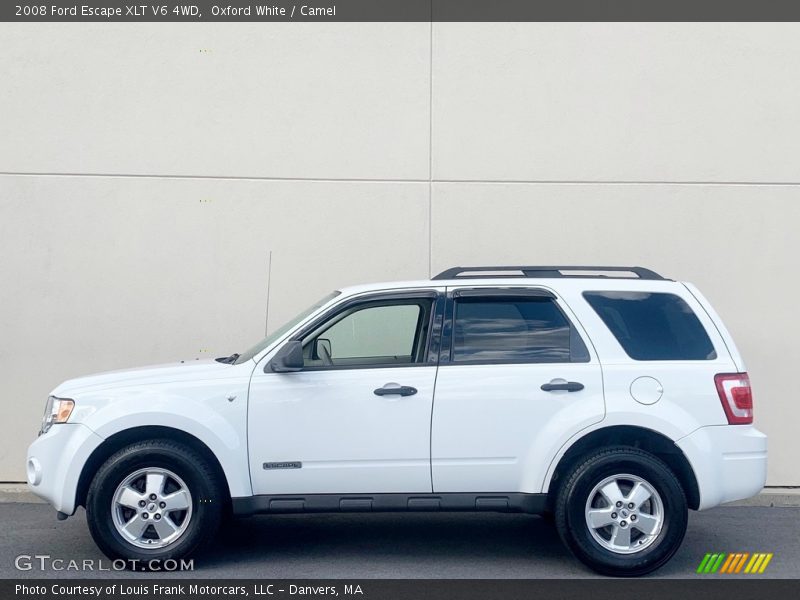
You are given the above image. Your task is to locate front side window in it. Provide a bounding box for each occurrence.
[303,298,433,368]
[583,291,717,361]
[451,296,589,363]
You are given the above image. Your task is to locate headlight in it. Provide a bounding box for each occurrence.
[40,396,75,435]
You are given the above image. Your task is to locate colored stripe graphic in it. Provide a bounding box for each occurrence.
[751,554,766,573]
[720,553,737,573]
[744,554,759,573]
[734,553,750,573]
[697,553,713,574]
[758,554,773,573]
[712,553,727,573]
[696,552,772,574]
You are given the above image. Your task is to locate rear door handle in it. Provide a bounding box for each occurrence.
[541,380,584,392]
[374,383,418,397]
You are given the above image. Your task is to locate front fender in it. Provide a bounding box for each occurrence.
[77,389,251,499]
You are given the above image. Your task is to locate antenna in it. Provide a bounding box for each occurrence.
[264,250,273,336]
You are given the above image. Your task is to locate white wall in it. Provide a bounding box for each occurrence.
[1,23,798,485]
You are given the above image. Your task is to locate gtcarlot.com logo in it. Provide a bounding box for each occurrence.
[14,554,193,572]
[697,552,773,574]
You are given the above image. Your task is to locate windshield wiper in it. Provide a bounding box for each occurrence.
[215,353,240,364]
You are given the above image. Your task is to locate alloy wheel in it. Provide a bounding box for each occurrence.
[111,467,193,549]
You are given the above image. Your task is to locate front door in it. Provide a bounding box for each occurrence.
[248,290,443,495]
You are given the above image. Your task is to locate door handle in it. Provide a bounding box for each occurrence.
[374,383,418,397]
[541,380,584,392]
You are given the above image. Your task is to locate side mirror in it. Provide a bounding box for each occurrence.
[268,340,304,373]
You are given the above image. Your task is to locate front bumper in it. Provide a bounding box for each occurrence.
[676,425,767,510]
[26,423,105,515]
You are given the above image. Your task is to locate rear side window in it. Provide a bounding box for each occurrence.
[452,296,590,363]
[583,291,717,361]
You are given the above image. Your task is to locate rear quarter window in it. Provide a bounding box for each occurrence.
[583,291,717,361]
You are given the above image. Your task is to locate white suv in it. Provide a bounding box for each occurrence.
[27,266,767,576]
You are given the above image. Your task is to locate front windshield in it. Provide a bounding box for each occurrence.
[233,291,341,364]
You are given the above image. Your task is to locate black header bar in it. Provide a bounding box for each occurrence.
[4,1,800,23]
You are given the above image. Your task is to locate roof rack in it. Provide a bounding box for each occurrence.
[431,266,667,281]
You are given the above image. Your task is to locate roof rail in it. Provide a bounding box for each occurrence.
[431,266,667,281]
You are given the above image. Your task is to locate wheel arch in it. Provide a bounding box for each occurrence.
[546,425,700,510]
[75,426,231,511]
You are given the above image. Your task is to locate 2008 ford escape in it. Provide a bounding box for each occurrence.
[27,266,767,576]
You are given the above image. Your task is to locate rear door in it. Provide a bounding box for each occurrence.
[430,287,605,493]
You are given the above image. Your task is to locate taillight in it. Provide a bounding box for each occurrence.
[715,373,753,425]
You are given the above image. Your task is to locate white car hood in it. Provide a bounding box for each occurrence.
[51,359,235,397]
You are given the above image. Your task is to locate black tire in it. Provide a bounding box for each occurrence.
[86,439,224,568]
[554,446,688,577]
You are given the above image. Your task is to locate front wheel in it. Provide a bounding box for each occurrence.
[554,447,688,576]
[86,440,224,567]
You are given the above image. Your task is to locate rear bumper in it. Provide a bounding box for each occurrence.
[26,423,105,515]
[676,425,767,510]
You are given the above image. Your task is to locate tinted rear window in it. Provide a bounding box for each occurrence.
[583,291,717,361]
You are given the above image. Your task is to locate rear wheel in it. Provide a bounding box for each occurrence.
[554,447,687,576]
[86,440,224,567]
